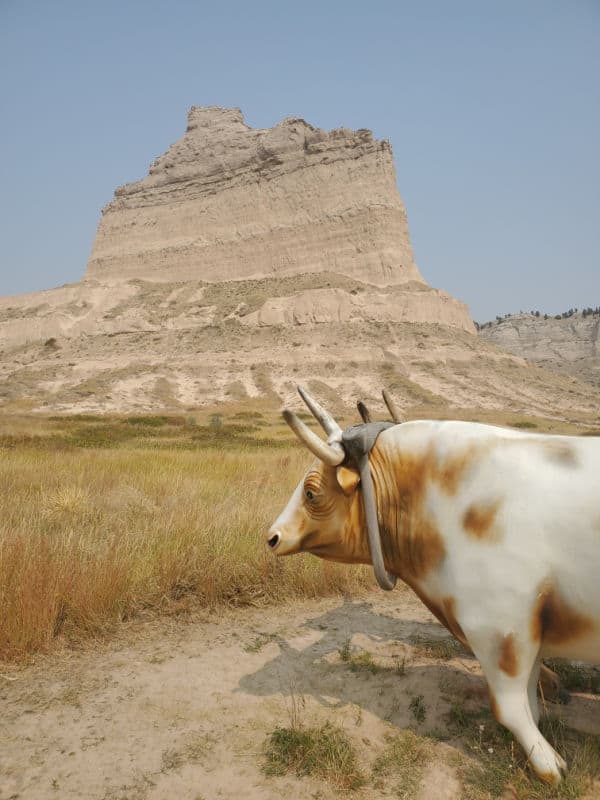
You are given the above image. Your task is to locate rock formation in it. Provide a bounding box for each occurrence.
[3,105,476,351]
[479,312,600,388]
[86,106,422,287]
[2,277,599,419]
[2,106,598,417]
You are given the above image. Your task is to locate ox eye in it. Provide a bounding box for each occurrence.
[305,489,315,502]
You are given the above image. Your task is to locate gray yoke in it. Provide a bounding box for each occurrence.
[341,422,397,591]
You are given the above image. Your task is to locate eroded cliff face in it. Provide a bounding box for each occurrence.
[479,312,600,387]
[2,275,599,419]
[3,105,476,352]
[86,106,422,287]
[0,275,474,351]
[11,107,585,415]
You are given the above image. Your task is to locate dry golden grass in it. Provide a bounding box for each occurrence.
[1,401,595,663]
[0,433,370,661]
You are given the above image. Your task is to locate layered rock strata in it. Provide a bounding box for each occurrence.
[86,106,423,287]
[0,275,474,350]
[480,312,600,387]
[2,277,600,419]
[12,108,591,415]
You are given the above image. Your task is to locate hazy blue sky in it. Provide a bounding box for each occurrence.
[1,0,598,322]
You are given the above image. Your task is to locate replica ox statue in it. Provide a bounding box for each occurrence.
[267,386,600,784]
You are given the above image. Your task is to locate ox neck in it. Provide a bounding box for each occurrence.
[341,422,397,591]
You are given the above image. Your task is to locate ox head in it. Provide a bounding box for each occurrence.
[266,387,397,590]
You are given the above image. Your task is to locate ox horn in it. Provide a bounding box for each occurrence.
[382,389,402,423]
[356,400,372,424]
[283,409,345,466]
[297,386,342,437]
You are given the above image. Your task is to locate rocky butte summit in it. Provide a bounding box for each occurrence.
[87,106,423,287]
[1,107,598,417]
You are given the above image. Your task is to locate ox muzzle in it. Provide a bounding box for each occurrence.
[271,386,398,591]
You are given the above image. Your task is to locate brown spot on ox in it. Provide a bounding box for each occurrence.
[463,499,502,540]
[531,584,594,645]
[498,633,519,676]
[436,446,480,495]
[370,438,485,581]
[540,440,578,468]
[369,446,448,580]
[407,517,446,580]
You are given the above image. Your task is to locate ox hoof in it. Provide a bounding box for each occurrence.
[534,748,567,786]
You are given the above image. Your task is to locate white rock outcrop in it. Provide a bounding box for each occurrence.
[240,284,473,330]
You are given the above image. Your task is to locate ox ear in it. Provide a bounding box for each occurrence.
[336,465,361,495]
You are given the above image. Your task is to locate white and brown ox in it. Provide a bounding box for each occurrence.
[267,387,600,785]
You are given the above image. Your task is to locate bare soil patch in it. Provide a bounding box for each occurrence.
[2,590,599,800]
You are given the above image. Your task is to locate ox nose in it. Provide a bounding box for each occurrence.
[267,531,281,550]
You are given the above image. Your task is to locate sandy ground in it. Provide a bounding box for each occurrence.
[2,590,599,800]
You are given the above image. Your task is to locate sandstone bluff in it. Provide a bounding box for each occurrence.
[88,106,423,288]
[480,311,600,389]
[0,107,598,417]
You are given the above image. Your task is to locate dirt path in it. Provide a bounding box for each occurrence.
[2,590,599,800]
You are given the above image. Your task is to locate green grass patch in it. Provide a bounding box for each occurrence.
[409,694,427,723]
[263,722,365,790]
[0,414,288,452]
[372,730,433,799]
[448,705,600,799]
[339,639,407,676]
[348,650,380,675]
[339,637,352,662]
[243,633,277,653]
[48,414,104,422]
[124,415,182,427]
[232,411,266,422]
[409,633,466,660]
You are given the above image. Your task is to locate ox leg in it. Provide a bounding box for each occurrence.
[539,663,564,704]
[474,638,567,785]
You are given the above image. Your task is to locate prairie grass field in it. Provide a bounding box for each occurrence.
[1,404,597,663]
[0,410,373,661]
[2,407,600,798]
